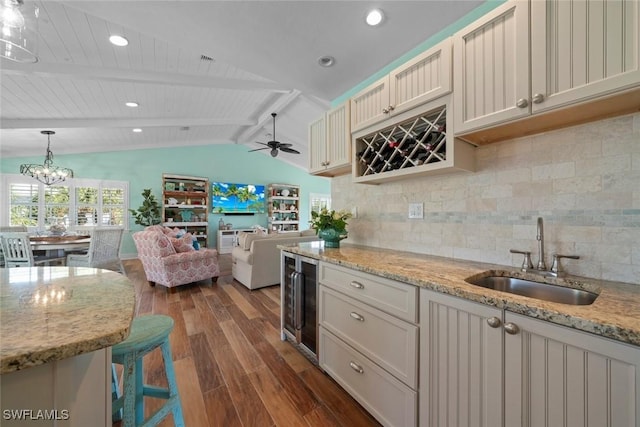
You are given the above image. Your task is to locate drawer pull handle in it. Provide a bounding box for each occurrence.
[350,312,364,322]
[486,317,501,328]
[349,361,364,374]
[350,281,364,289]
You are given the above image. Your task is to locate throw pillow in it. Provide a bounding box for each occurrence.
[170,232,195,252]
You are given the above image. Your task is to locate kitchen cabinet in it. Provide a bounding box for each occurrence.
[352,97,475,184]
[350,38,452,133]
[267,183,299,233]
[420,289,640,427]
[309,103,351,176]
[162,174,209,247]
[318,263,418,427]
[454,0,640,142]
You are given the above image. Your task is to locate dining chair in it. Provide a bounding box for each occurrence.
[0,226,28,267]
[0,232,64,267]
[67,227,125,273]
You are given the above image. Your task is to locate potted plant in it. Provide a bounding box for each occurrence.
[310,208,352,248]
[129,189,162,227]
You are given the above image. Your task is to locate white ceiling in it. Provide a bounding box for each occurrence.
[0,0,484,170]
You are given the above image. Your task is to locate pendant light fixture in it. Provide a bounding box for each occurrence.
[20,131,74,185]
[0,0,39,63]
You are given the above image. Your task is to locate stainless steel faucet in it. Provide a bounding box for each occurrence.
[536,217,546,270]
[510,217,580,277]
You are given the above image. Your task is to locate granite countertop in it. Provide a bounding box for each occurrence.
[280,242,640,347]
[0,266,136,374]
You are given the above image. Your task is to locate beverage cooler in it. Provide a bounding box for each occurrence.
[281,251,318,360]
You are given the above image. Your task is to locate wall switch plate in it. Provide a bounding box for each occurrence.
[351,206,358,219]
[408,203,423,219]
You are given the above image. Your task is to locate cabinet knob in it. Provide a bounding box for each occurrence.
[350,281,364,289]
[532,93,545,104]
[486,317,502,328]
[516,98,529,108]
[504,322,520,335]
[350,312,365,322]
[349,361,364,374]
[382,107,389,114]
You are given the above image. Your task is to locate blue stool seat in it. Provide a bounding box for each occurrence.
[112,315,184,427]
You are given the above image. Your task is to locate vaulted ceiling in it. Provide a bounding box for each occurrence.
[0,0,484,170]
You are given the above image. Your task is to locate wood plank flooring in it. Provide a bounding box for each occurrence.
[118,256,381,427]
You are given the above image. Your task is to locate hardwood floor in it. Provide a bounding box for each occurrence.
[118,255,381,427]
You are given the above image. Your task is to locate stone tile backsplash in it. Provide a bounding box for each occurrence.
[332,112,640,284]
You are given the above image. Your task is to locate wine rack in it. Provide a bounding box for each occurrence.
[353,100,475,184]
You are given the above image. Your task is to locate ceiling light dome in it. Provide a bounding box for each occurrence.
[109,35,128,46]
[366,9,384,26]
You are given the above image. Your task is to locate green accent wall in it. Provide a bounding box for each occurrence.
[1,144,330,255]
[331,0,506,107]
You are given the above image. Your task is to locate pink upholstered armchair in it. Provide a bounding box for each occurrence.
[132,227,219,290]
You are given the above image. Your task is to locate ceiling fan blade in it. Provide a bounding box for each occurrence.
[279,147,300,154]
[278,143,293,148]
[248,147,270,152]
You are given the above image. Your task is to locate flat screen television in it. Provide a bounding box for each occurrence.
[211,182,266,214]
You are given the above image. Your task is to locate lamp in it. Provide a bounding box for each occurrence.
[20,131,74,185]
[0,0,38,63]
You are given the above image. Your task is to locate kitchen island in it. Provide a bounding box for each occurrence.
[0,266,135,426]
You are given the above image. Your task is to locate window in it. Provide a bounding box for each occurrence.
[310,193,331,216]
[1,174,128,230]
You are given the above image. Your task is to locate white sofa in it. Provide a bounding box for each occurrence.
[232,230,319,290]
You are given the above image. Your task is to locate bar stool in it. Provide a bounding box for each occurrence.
[111,315,185,427]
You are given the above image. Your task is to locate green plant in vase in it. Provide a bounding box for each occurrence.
[310,208,352,248]
[129,189,162,226]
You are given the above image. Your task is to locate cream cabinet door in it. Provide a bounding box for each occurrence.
[389,38,452,118]
[504,312,640,427]
[419,290,503,427]
[308,115,326,174]
[350,75,390,133]
[453,0,530,133]
[531,0,640,113]
[325,102,351,172]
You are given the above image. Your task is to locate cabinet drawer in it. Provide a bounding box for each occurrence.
[320,286,418,389]
[319,263,418,322]
[319,327,417,427]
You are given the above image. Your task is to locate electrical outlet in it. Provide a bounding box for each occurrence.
[408,202,423,219]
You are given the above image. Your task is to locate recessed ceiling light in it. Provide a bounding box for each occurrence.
[132,128,142,133]
[317,55,335,67]
[109,35,129,47]
[125,102,139,108]
[366,9,384,26]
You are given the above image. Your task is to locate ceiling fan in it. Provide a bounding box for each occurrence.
[249,113,300,157]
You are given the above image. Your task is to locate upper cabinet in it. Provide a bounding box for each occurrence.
[309,103,351,177]
[530,0,640,112]
[454,0,640,142]
[453,1,530,134]
[350,39,453,133]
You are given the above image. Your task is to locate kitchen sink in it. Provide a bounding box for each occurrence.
[465,275,598,305]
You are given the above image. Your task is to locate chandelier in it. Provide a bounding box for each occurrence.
[0,0,39,63]
[20,131,74,185]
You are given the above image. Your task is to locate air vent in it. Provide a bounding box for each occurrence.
[200,55,214,62]
[180,126,190,131]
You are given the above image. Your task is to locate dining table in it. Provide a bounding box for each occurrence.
[29,234,91,252]
[29,235,91,265]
